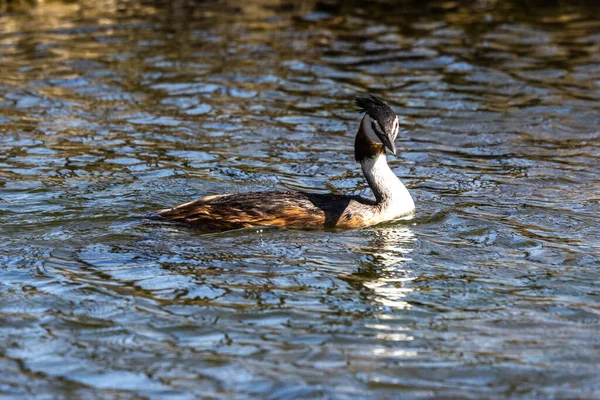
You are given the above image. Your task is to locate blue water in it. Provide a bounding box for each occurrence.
[1,0,599,398]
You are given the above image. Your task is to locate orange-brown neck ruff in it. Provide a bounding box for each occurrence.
[354,121,386,163]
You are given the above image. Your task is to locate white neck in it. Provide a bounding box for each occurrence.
[360,153,415,218]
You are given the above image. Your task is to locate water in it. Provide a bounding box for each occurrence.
[1,0,599,398]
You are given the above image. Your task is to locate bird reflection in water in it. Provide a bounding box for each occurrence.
[344,224,417,310]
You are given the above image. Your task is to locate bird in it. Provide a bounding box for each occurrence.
[155,95,415,231]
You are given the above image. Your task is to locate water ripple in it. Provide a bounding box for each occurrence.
[1,0,599,398]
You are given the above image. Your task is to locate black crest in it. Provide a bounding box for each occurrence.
[354,94,396,125]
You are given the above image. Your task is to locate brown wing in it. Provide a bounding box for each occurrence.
[156,191,360,231]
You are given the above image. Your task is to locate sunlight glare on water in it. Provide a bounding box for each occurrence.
[1,0,599,398]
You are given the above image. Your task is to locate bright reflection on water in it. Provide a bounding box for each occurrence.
[354,226,417,311]
[1,0,600,398]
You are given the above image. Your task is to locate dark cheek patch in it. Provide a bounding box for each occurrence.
[371,121,385,139]
[371,121,379,135]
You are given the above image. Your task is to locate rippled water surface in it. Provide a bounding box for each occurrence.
[1,0,600,398]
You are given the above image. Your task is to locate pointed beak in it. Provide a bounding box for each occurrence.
[379,134,396,155]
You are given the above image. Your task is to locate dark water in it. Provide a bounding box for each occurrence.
[1,0,599,398]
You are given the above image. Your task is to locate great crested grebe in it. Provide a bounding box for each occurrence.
[156,95,415,231]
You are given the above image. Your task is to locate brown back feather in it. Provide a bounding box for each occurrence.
[156,191,369,231]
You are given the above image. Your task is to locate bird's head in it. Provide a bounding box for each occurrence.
[355,94,399,155]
